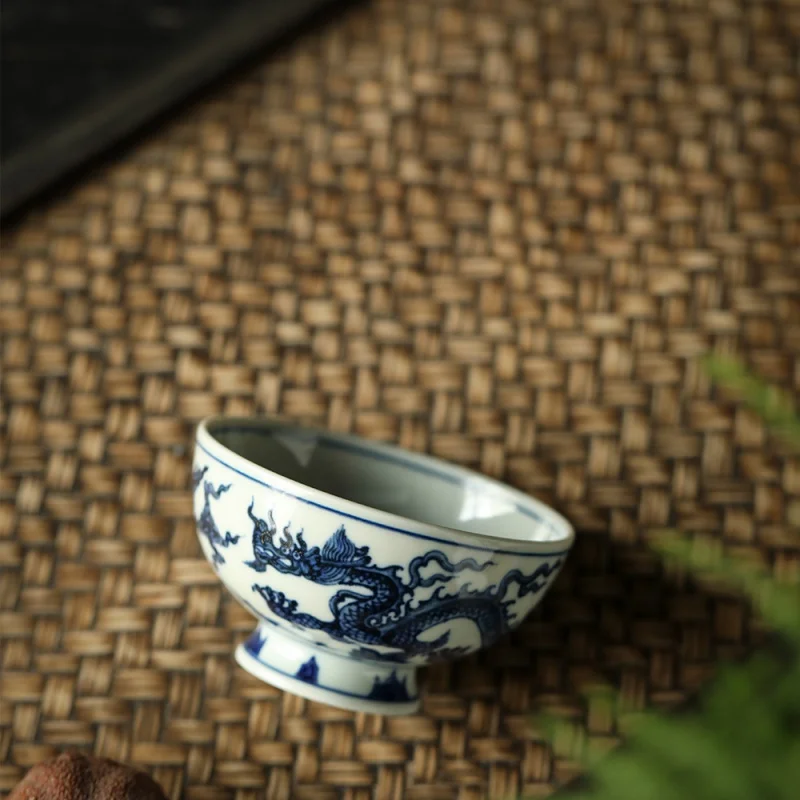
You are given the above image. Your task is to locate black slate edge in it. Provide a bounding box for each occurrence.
[0,0,350,219]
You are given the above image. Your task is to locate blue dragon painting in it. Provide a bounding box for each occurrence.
[244,502,562,660]
[192,466,240,565]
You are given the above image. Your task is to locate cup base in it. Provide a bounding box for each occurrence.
[234,624,421,716]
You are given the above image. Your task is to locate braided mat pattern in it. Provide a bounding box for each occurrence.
[2,0,799,797]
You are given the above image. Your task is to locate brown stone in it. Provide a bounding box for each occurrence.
[9,752,168,800]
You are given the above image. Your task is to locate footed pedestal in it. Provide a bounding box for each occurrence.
[234,624,420,716]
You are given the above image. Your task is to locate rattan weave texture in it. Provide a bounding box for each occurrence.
[1,0,799,798]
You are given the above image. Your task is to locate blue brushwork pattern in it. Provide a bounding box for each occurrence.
[244,629,268,658]
[239,500,562,661]
[367,671,411,702]
[295,656,320,685]
[192,466,239,565]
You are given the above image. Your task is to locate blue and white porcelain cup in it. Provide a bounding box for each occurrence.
[193,417,575,715]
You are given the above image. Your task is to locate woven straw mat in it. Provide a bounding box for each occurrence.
[1,0,799,798]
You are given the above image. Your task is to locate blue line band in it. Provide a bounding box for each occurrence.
[196,436,571,558]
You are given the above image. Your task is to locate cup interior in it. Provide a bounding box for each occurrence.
[204,420,572,545]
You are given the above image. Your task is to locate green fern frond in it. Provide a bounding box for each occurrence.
[651,533,800,642]
[525,355,800,800]
[702,354,800,449]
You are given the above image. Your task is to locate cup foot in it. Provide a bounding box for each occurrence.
[234,624,420,716]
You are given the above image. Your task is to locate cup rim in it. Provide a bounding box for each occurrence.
[195,416,575,556]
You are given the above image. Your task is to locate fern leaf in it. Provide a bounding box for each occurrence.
[624,713,754,800]
[651,533,800,641]
[702,355,800,449]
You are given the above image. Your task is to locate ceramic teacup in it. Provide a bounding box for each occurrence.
[192,417,575,715]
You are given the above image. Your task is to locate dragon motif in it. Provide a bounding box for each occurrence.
[193,466,240,565]
[245,501,562,660]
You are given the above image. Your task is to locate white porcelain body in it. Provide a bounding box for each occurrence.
[193,418,574,715]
